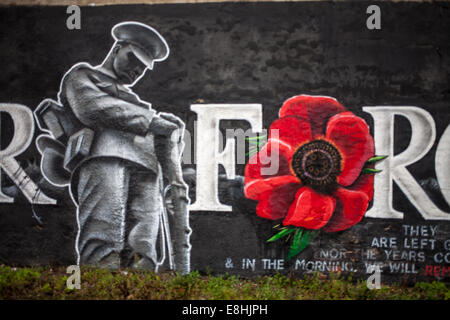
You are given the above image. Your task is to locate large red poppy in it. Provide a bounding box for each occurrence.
[244,95,374,232]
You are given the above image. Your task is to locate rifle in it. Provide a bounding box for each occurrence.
[154,117,191,275]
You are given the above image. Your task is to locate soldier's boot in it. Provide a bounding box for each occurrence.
[81,249,121,270]
[96,251,121,270]
[128,219,160,272]
[131,256,157,271]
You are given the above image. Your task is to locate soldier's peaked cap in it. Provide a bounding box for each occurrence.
[112,22,169,66]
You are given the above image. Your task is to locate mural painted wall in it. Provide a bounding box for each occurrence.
[0,2,449,283]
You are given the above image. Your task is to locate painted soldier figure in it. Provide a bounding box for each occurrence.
[35,22,191,274]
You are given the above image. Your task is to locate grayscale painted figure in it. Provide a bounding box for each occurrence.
[34,22,191,274]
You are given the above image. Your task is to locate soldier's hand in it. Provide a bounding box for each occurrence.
[148,115,179,136]
[159,112,185,131]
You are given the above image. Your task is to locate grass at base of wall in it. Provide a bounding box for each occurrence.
[0,265,448,300]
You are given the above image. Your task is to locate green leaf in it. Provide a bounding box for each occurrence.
[286,229,304,260]
[299,230,317,252]
[245,146,259,156]
[267,228,296,243]
[366,155,388,163]
[362,168,383,174]
[287,229,316,261]
[245,134,267,141]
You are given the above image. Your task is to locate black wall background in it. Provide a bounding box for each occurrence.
[0,2,449,282]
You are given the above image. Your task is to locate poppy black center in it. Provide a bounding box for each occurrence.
[291,140,341,189]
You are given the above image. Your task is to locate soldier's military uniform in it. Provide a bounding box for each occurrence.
[60,62,162,268]
[36,22,191,273]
